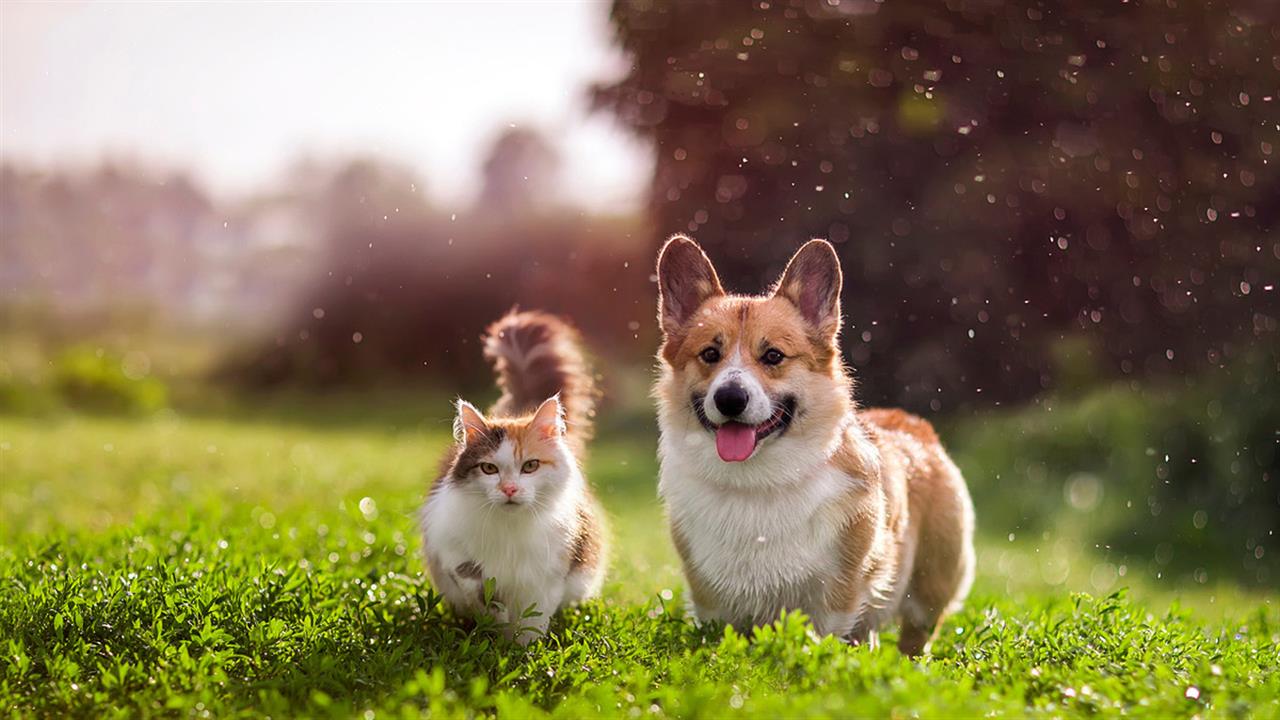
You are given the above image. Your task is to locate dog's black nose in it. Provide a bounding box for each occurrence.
[713,383,749,418]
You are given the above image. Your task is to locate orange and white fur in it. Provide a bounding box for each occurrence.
[654,236,974,656]
[421,311,606,644]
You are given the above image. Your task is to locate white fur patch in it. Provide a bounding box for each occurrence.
[421,438,601,641]
[658,395,904,637]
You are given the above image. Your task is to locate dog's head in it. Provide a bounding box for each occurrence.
[654,235,853,469]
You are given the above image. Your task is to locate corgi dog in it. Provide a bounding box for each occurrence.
[421,310,606,644]
[653,236,975,656]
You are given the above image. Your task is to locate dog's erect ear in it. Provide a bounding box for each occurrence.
[453,400,489,445]
[773,239,843,338]
[529,395,565,439]
[657,234,723,335]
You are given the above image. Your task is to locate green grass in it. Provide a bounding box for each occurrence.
[1,403,1277,717]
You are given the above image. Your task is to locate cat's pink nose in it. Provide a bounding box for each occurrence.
[499,483,518,498]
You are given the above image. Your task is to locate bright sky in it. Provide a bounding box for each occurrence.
[1,1,651,210]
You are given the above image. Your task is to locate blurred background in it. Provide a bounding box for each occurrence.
[2,1,1277,598]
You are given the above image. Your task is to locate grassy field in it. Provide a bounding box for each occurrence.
[1,396,1277,717]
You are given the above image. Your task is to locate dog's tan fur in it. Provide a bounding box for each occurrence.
[654,235,974,655]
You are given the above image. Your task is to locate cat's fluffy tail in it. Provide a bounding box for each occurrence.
[483,309,597,447]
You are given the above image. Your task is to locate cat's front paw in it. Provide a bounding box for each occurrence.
[504,605,553,646]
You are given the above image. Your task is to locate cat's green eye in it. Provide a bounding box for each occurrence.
[521,460,540,474]
[479,462,499,475]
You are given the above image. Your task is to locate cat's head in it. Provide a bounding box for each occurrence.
[448,396,575,508]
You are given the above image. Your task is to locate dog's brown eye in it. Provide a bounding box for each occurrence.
[479,462,499,475]
[521,460,540,473]
[699,347,721,364]
[762,348,785,366]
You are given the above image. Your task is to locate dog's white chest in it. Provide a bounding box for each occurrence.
[662,460,849,622]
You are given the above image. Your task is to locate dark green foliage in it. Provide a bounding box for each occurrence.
[51,346,168,414]
[0,376,57,415]
[952,353,1279,586]
[0,343,170,416]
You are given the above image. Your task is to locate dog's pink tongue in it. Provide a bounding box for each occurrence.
[716,423,757,462]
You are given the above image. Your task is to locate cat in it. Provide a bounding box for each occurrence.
[420,310,607,644]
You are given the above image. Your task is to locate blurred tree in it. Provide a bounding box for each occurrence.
[0,162,214,317]
[478,127,562,218]
[227,146,653,389]
[596,0,1280,409]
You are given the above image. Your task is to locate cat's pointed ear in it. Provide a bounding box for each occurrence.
[529,395,565,440]
[453,400,489,445]
[772,239,843,339]
[657,234,723,335]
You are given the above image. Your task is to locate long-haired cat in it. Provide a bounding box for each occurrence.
[420,310,606,643]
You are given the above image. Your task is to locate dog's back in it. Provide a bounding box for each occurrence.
[856,408,975,655]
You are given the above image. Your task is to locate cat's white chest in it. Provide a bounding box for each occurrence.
[423,489,566,601]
